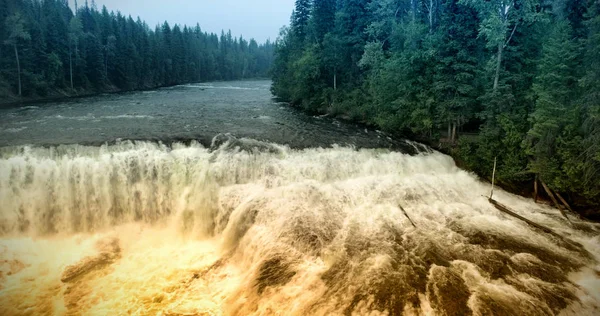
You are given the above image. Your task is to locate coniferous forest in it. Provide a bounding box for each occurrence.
[0,0,274,101]
[272,0,600,212]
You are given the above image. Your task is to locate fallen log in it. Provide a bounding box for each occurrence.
[398,204,416,228]
[555,192,574,214]
[540,180,571,223]
[488,198,581,249]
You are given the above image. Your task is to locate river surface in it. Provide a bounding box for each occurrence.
[0,80,416,151]
[0,81,599,315]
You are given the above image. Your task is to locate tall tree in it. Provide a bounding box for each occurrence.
[68,16,82,90]
[579,0,600,199]
[292,0,312,42]
[527,20,580,190]
[461,0,538,93]
[4,12,30,96]
[271,0,600,211]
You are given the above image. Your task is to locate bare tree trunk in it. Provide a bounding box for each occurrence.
[427,0,434,32]
[70,48,74,90]
[105,49,108,81]
[490,157,497,199]
[333,72,337,91]
[540,180,571,223]
[555,192,574,213]
[493,42,503,93]
[488,198,580,248]
[451,122,457,144]
[533,175,539,202]
[14,44,21,97]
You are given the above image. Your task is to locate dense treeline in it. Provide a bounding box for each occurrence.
[0,0,274,100]
[273,0,600,209]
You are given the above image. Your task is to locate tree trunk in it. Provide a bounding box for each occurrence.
[555,192,574,214]
[540,180,571,223]
[490,157,497,199]
[488,198,580,248]
[534,175,539,202]
[428,0,434,32]
[493,42,503,93]
[105,50,108,81]
[14,44,21,97]
[451,122,457,144]
[70,48,74,90]
[333,72,337,91]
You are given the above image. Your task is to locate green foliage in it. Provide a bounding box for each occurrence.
[528,21,580,187]
[0,0,274,98]
[271,0,600,207]
[4,12,30,45]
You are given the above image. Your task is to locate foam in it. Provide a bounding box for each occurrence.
[0,140,598,315]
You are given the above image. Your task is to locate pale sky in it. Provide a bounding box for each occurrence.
[70,0,295,43]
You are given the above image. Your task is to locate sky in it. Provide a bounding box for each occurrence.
[70,0,295,43]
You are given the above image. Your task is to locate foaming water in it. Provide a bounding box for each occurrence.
[0,141,599,315]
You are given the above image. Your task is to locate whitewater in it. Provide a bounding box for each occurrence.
[0,139,599,315]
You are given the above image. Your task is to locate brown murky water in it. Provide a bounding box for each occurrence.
[0,81,599,315]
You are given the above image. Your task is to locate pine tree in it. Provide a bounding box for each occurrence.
[528,20,580,190]
[292,0,312,42]
[68,16,82,90]
[4,12,30,96]
[579,0,600,200]
[433,0,480,143]
[310,0,336,43]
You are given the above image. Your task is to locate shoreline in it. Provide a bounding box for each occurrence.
[280,103,600,222]
[2,88,597,220]
[0,77,271,107]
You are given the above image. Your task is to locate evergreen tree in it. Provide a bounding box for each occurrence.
[0,0,274,99]
[271,0,600,211]
[579,0,600,201]
[292,0,312,42]
[4,12,30,96]
[528,20,580,191]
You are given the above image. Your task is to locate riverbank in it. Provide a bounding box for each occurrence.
[284,102,600,222]
[0,77,271,107]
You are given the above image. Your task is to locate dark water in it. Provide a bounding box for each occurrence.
[0,80,419,151]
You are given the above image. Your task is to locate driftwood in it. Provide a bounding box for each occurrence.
[540,180,571,223]
[489,199,556,235]
[488,198,580,249]
[61,237,121,283]
[398,204,416,228]
[555,192,574,213]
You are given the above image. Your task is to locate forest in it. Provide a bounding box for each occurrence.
[272,0,600,212]
[0,0,274,101]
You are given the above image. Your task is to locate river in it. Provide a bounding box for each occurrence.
[0,80,599,315]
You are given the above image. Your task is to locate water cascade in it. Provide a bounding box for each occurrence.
[1,140,599,315]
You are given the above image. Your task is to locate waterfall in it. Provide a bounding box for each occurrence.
[1,140,598,315]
